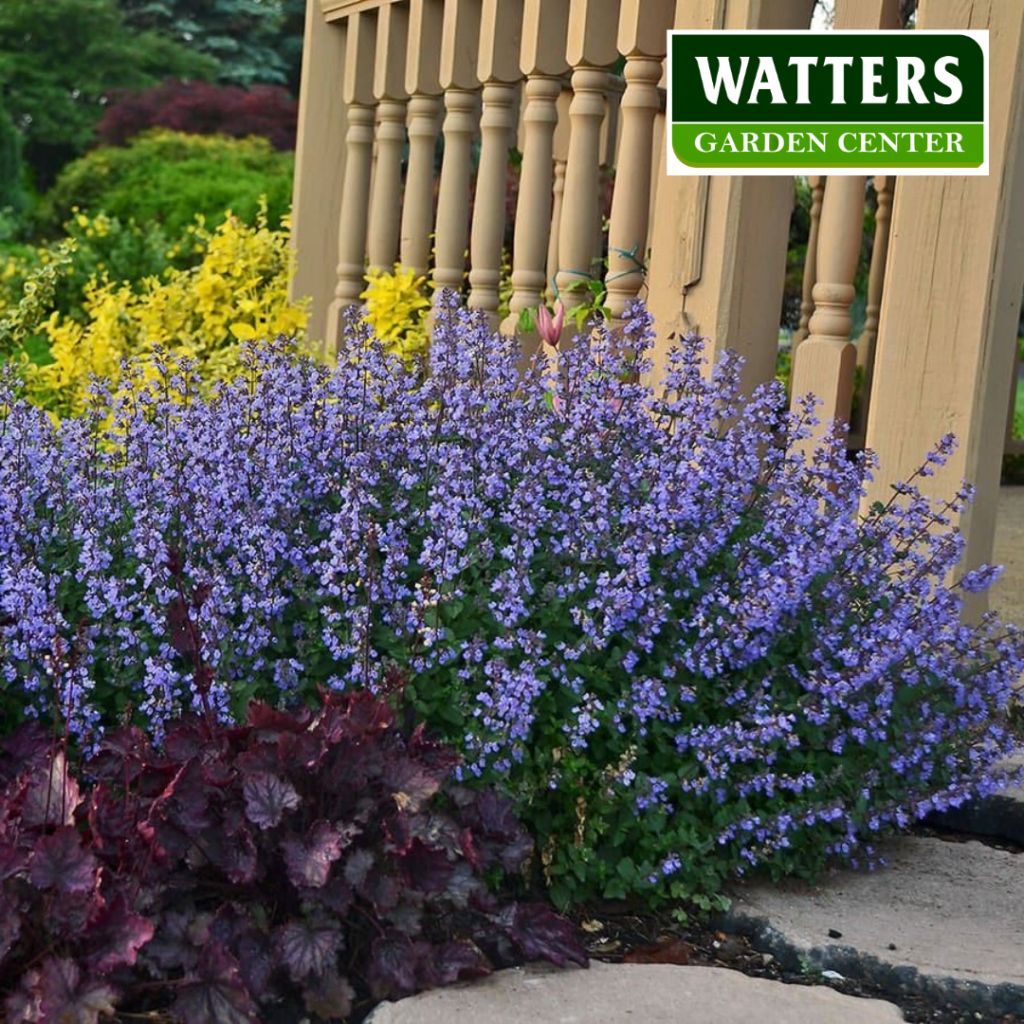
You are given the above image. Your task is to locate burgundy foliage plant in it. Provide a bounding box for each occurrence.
[0,683,585,1022]
[97,79,298,150]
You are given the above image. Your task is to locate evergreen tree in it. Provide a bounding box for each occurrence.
[120,0,299,89]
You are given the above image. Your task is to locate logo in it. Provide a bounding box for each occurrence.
[666,30,988,175]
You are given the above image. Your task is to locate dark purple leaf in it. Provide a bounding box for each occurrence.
[167,596,198,657]
[208,824,258,884]
[172,942,257,1024]
[246,702,311,733]
[406,722,462,773]
[384,755,446,813]
[29,826,97,894]
[242,771,300,829]
[315,877,355,916]
[86,895,155,973]
[448,861,492,912]
[510,904,588,968]
[282,820,355,889]
[4,979,41,1023]
[430,940,491,986]
[142,907,203,972]
[343,848,374,888]
[466,790,535,872]
[303,968,355,1020]
[36,957,117,1023]
[0,888,21,963]
[0,833,28,881]
[274,920,343,981]
[367,930,421,999]
[402,838,453,895]
[22,751,81,828]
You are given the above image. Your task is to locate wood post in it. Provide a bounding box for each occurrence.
[367,3,410,273]
[790,176,866,436]
[468,0,524,325]
[401,0,445,277]
[432,0,483,298]
[606,0,673,323]
[290,3,347,348]
[325,11,377,349]
[791,175,825,356]
[499,0,570,339]
[554,0,621,334]
[863,0,1024,614]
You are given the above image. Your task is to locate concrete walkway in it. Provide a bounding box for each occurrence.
[991,485,1024,627]
[724,835,1024,1018]
[367,962,904,1023]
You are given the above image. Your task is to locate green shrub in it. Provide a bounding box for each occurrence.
[37,129,293,237]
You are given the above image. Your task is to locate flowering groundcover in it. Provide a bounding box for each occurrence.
[0,293,1020,914]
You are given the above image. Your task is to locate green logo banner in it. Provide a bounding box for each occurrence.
[666,31,989,175]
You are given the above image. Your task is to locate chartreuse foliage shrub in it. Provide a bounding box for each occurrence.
[0,689,583,1021]
[19,207,306,418]
[37,129,294,238]
[0,295,1020,915]
[360,264,431,365]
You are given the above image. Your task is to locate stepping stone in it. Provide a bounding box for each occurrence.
[723,835,1024,1018]
[366,960,903,1023]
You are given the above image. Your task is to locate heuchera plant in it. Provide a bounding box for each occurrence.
[0,685,585,1022]
[0,292,1020,912]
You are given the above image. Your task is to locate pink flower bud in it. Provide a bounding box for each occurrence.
[535,302,565,348]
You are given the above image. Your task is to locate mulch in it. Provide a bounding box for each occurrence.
[567,891,1020,1024]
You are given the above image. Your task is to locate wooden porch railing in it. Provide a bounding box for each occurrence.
[292,0,1024,608]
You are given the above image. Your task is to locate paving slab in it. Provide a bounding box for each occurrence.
[991,486,1024,630]
[366,961,904,1023]
[723,836,1024,1017]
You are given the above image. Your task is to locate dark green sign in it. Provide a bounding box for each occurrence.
[667,31,988,174]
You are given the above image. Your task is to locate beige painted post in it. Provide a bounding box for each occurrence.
[789,176,866,434]
[499,0,570,338]
[468,0,524,324]
[851,175,894,437]
[545,157,567,304]
[646,0,815,393]
[367,3,410,273]
[401,0,444,278]
[290,4,348,347]
[432,0,483,297]
[606,0,673,324]
[545,85,573,304]
[863,0,1024,612]
[833,0,900,30]
[790,175,825,356]
[325,11,378,349]
[554,0,621,330]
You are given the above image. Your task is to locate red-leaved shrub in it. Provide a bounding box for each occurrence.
[97,79,297,151]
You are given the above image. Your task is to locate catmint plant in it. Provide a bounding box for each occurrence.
[0,291,1019,911]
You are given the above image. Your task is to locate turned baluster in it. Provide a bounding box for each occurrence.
[605,0,672,323]
[325,12,377,348]
[545,157,567,304]
[790,176,867,436]
[366,4,410,273]
[857,175,894,373]
[554,0,621,336]
[468,0,523,324]
[432,0,483,298]
[791,175,825,357]
[401,1,444,278]
[499,0,570,339]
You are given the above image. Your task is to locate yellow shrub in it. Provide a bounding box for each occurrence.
[26,205,308,418]
[360,265,430,365]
